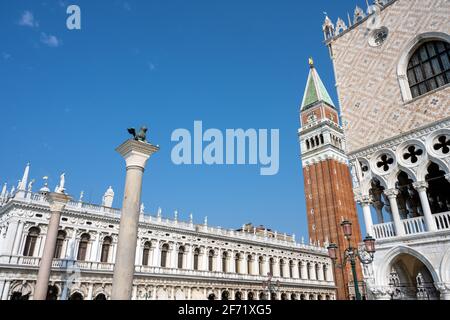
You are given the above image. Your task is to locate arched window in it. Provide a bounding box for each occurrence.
[235,253,240,273]
[323,265,328,281]
[160,244,169,268]
[69,292,84,300]
[100,236,112,263]
[315,264,320,280]
[407,40,449,98]
[289,260,294,278]
[320,134,324,145]
[178,246,185,269]
[269,258,274,276]
[193,248,200,270]
[222,252,228,272]
[306,140,310,150]
[306,263,311,279]
[279,259,284,278]
[77,233,90,261]
[259,256,264,276]
[298,262,303,279]
[315,136,320,146]
[247,255,252,274]
[310,138,315,148]
[208,250,214,272]
[54,230,66,259]
[142,241,151,266]
[23,227,40,257]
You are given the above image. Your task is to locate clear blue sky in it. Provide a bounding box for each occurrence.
[0,0,367,239]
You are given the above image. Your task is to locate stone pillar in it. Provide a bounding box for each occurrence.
[384,189,405,236]
[152,241,161,267]
[1,220,19,256]
[413,181,437,232]
[87,284,94,300]
[11,221,24,256]
[135,238,142,265]
[111,139,159,300]
[186,245,192,269]
[292,261,300,279]
[273,258,280,277]
[0,279,5,300]
[359,195,374,237]
[170,243,177,269]
[301,262,308,280]
[90,232,100,261]
[34,192,71,300]
[373,201,384,224]
[1,280,10,300]
[216,249,222,272]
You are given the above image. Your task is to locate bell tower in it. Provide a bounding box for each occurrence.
[298,58,363,300]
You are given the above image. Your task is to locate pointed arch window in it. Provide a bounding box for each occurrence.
[408,40,450,98]
[23,227,40,257]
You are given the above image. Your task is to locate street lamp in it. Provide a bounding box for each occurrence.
[326,220,376,300]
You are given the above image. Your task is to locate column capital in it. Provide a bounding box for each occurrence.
[412,181,428,192]
[116,139,160,170]
[355,194,372,205]
[46,192,71,212]
[383,188,399,199]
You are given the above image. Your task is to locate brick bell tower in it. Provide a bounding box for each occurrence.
[298,58,363,300]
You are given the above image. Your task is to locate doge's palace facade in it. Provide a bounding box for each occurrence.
[0,166,335,300]
[323,0,450,299]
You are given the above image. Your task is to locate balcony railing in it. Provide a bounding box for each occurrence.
[373,211,450,240]
[0,255,333,287]
[373,221,395,239]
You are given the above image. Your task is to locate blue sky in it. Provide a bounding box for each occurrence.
[0,0,368,239]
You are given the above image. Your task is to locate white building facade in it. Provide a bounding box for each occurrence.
[0,168,336,300]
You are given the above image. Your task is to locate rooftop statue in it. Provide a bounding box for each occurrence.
[127,126,148,143]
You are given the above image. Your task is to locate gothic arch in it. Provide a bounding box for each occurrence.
[397,32,450,102]
[376,246,441,286]
[417,158,449,181]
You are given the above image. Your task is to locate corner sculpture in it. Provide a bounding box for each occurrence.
[127,126,148,143]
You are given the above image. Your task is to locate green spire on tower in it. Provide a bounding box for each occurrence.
[300,57,335,110]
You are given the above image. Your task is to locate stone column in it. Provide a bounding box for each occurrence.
[413,181,437,232]
[90,232,100,262]
[301,262,308,280]
[1,280,10,300]
[384,189,405,236]
[34,192,71,300]
[11,221,24,256]
[111,139,159,300]
[216,249,222,272]
[152,240,160,267]
[1,220,19,256]
[359,195,374,237]
[135,238,142,265]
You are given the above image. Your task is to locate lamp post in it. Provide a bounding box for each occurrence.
[327,220,376,300]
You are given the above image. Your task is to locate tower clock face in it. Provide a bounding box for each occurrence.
[307,113,317,123]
